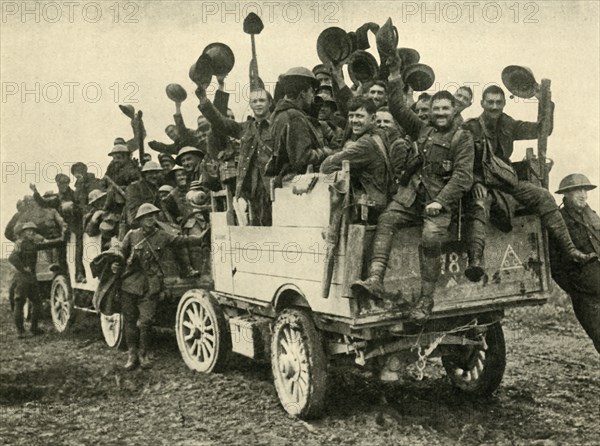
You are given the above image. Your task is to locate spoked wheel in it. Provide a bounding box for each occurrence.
[271,308,328,419]
[100,313,125,349]
[50,275,75,333]
[442,321,506,396]
[176,289,230,373]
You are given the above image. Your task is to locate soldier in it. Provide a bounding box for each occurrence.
[8,222,64,338]
[269,67,333,178]
[163,166,189,224]
[321,96,395,220]
[411,93,431,123]
[196,84,273,226]
[30,175,85,282]
[158,185,174,201]
[71,162,102,211]
[313,64,333,86]
[375,106,411,183]
[124,161,164,229]
[111,203,207,370]
[316,92,345,149]
[104,143,140,218]
[454,86,473,125]
[549,174,600,353]
[461,85,594,282]
[367,81,388,109]
[352,58,474,321]
[175,146,220,191]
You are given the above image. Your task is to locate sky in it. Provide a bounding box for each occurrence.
[1,0,599,253]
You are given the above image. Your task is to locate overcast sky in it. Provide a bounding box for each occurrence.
[1,0,599,253]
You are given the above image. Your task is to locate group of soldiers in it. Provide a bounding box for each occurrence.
[6,24,600,369]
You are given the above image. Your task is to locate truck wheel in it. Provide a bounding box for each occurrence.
[100,313,125,350]
[442,321,506,397]
[271,308,328,419]
[50,275,75,333]
[176,289,230,373]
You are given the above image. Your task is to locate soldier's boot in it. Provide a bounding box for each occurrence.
[351,231,394,300]
[14,301,26,338]
[30,301,44,336]
[124,348,140,371]
[139,330,153,369]
[542,210,598,264]
[409,281,436,322]
[465,245,485,282]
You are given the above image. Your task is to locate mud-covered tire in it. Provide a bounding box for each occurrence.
[176,289,230,373]
[442,321,506,397]
[50,275,75,333]
[100,313,126,350]
[271,308,328,419]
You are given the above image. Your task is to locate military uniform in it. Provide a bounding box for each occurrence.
[550,202,600,353]
[269,98,332,176]
[321,127,395,212]
[8,231,63,336]
[354,78,473,316]
[124,179,163,228]
[200,98,273,226]
[118,225,205,362]
[461,109,591,280]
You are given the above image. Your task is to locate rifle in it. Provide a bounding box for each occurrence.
[103,175,126,198]
[537,79,552,188]
[134,110,146,165]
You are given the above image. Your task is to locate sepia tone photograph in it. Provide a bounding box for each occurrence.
[0,1,598,444]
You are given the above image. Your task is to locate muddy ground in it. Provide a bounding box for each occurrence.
[0,283,598,446]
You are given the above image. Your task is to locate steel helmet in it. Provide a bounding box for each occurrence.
[202,43,235,76]
[158,185,174,194]
[21,222,38,231]
[175,146,205,164]
[555,173,597,194]
[88,189,107,205]
[108,144,130,156]
[166,164,185,180]
[402,63,436,92]
[134,203,161,220]
[316,27,352,65]
[165,83,187,102]
[140,161,163,173]
[501,65,538,99]
[283,67,320,90]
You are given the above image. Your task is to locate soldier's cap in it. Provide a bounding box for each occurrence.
[55,173,71,184]
[166,165,185,180]
[159,185,174,194]
[312,64,330,77]
[71,162,88,175]
[158,153,175,162]
[175,146,205,164]
[114,137,127,146]
[135,203,161,220]
[108,144,130,156]
[282,67,320,90]
[21,222,38,231]
[556,173,597,194]
[88,189,107,205]
[140,161,163,173]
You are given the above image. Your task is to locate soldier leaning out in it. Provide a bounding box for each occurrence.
[549,174,600,353]
[8,222,64,338]
[111,203,207,371]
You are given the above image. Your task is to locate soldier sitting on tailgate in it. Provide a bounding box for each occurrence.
[110,203,208,370]
[549,174,600,353]
[461,85,596,283]
[352,56,474,321]
[8,222,64,338]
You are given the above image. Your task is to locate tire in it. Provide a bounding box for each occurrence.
[175,289,230,373]
[100,313,126,350]
[50,275,75,333]
[442,321,506,397]
[271,308,328,419]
